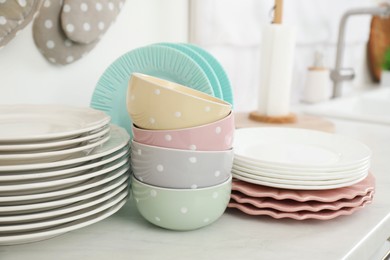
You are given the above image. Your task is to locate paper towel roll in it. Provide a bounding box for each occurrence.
[258,24,296,116]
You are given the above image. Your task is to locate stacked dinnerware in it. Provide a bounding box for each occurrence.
[229,127,374,220]
[127,73,234,230]
[91,43,233,134]
[0,105,130,245]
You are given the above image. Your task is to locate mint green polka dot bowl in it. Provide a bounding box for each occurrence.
[131,175,232,231]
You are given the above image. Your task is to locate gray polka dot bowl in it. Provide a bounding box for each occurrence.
[131,175,232,231]
[131,140,233,189]
[127,73,232,130]
[132,112,234,151]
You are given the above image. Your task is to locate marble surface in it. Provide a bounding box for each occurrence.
[1,117,390,260]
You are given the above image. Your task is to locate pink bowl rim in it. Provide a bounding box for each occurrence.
[131,140,233,154]
[132,111,234,133]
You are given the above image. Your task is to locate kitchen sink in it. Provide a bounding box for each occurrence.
[302,87,390,125]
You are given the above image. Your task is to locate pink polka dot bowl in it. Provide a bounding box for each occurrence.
[127,73,232,130]
[131,175,232,231]
[131,140,233,189]
[132,112,234,151]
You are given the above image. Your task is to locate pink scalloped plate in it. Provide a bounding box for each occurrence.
[228,199,373,220]
[231,172,375,203]
[230,191,374,213]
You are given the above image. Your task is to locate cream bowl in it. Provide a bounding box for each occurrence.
[132,112,235,151]
[127,73,232,130]
[131,175,232,231]
[131,140,233,189]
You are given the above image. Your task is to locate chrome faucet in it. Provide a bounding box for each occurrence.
[331,5,390,98]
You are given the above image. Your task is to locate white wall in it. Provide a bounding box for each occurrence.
[0,0,188,106]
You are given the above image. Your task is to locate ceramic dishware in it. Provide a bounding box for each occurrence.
[132,175,232,231]
[132,112,234,151]
[127,73,232,130]
[131,140,233,189]
[91,44,214,133]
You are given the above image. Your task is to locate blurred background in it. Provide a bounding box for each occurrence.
[0,0,388,112]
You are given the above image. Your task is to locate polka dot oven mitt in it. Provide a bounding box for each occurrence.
[61,0,124,44]
[0,0,43,48]
[33,0,124,65]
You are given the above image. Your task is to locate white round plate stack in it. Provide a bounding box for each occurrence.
[0,105,130,245]
[232,127,372,190]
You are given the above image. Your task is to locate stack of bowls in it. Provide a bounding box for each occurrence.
[127,73,234,231]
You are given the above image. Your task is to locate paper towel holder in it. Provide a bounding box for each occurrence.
[249,0,297,124]
[273,0,283,24]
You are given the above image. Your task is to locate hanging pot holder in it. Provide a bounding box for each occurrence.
[32,0,124,65]
[33,0,100,65]
[0,0,43,48]
[60,0,124,45]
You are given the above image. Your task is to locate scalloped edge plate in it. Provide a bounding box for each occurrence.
[231,172,375,202]
[230,190,374,213]
[228,198,372,220]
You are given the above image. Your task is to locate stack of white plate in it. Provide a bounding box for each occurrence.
[0,105,130,245]
[232,127,372,190]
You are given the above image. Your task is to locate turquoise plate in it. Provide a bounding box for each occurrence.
[90,45,213,134]
[183,43,234,106]
[156,42,223,100]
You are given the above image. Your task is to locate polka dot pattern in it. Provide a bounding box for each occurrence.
[63,4,71,12]
[189,145,197,150]
[44,19,53,29]
[46,40,55,49]
[131,141,233,189]
[131,177,232,231]
[156,164,164,172]
[0,0,41,48]
[17,0,26,7]
[32,0,99,65]
[0,16,6,25]
[61,0,124,45]
[189,157,197,163]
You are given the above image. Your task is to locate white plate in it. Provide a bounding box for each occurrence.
[0,167,129,212]
[0,183,128,223]
[0,190,128,232]
[234,127,371,169]
[0,125,110,152]
[0,134,110,165]
[233,159,370,179]
[234,155,371,173]
[0,198,126,245]
[0,148,128,182]
[232,163,370,181]
[0,161,128,204]
[0,125,129,171]
[0,156,128,192]
[232,171,368,190]
[0,105,110,143]
[232,168,368,186]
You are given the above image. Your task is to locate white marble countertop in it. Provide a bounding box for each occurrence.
[1,117,390,260]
